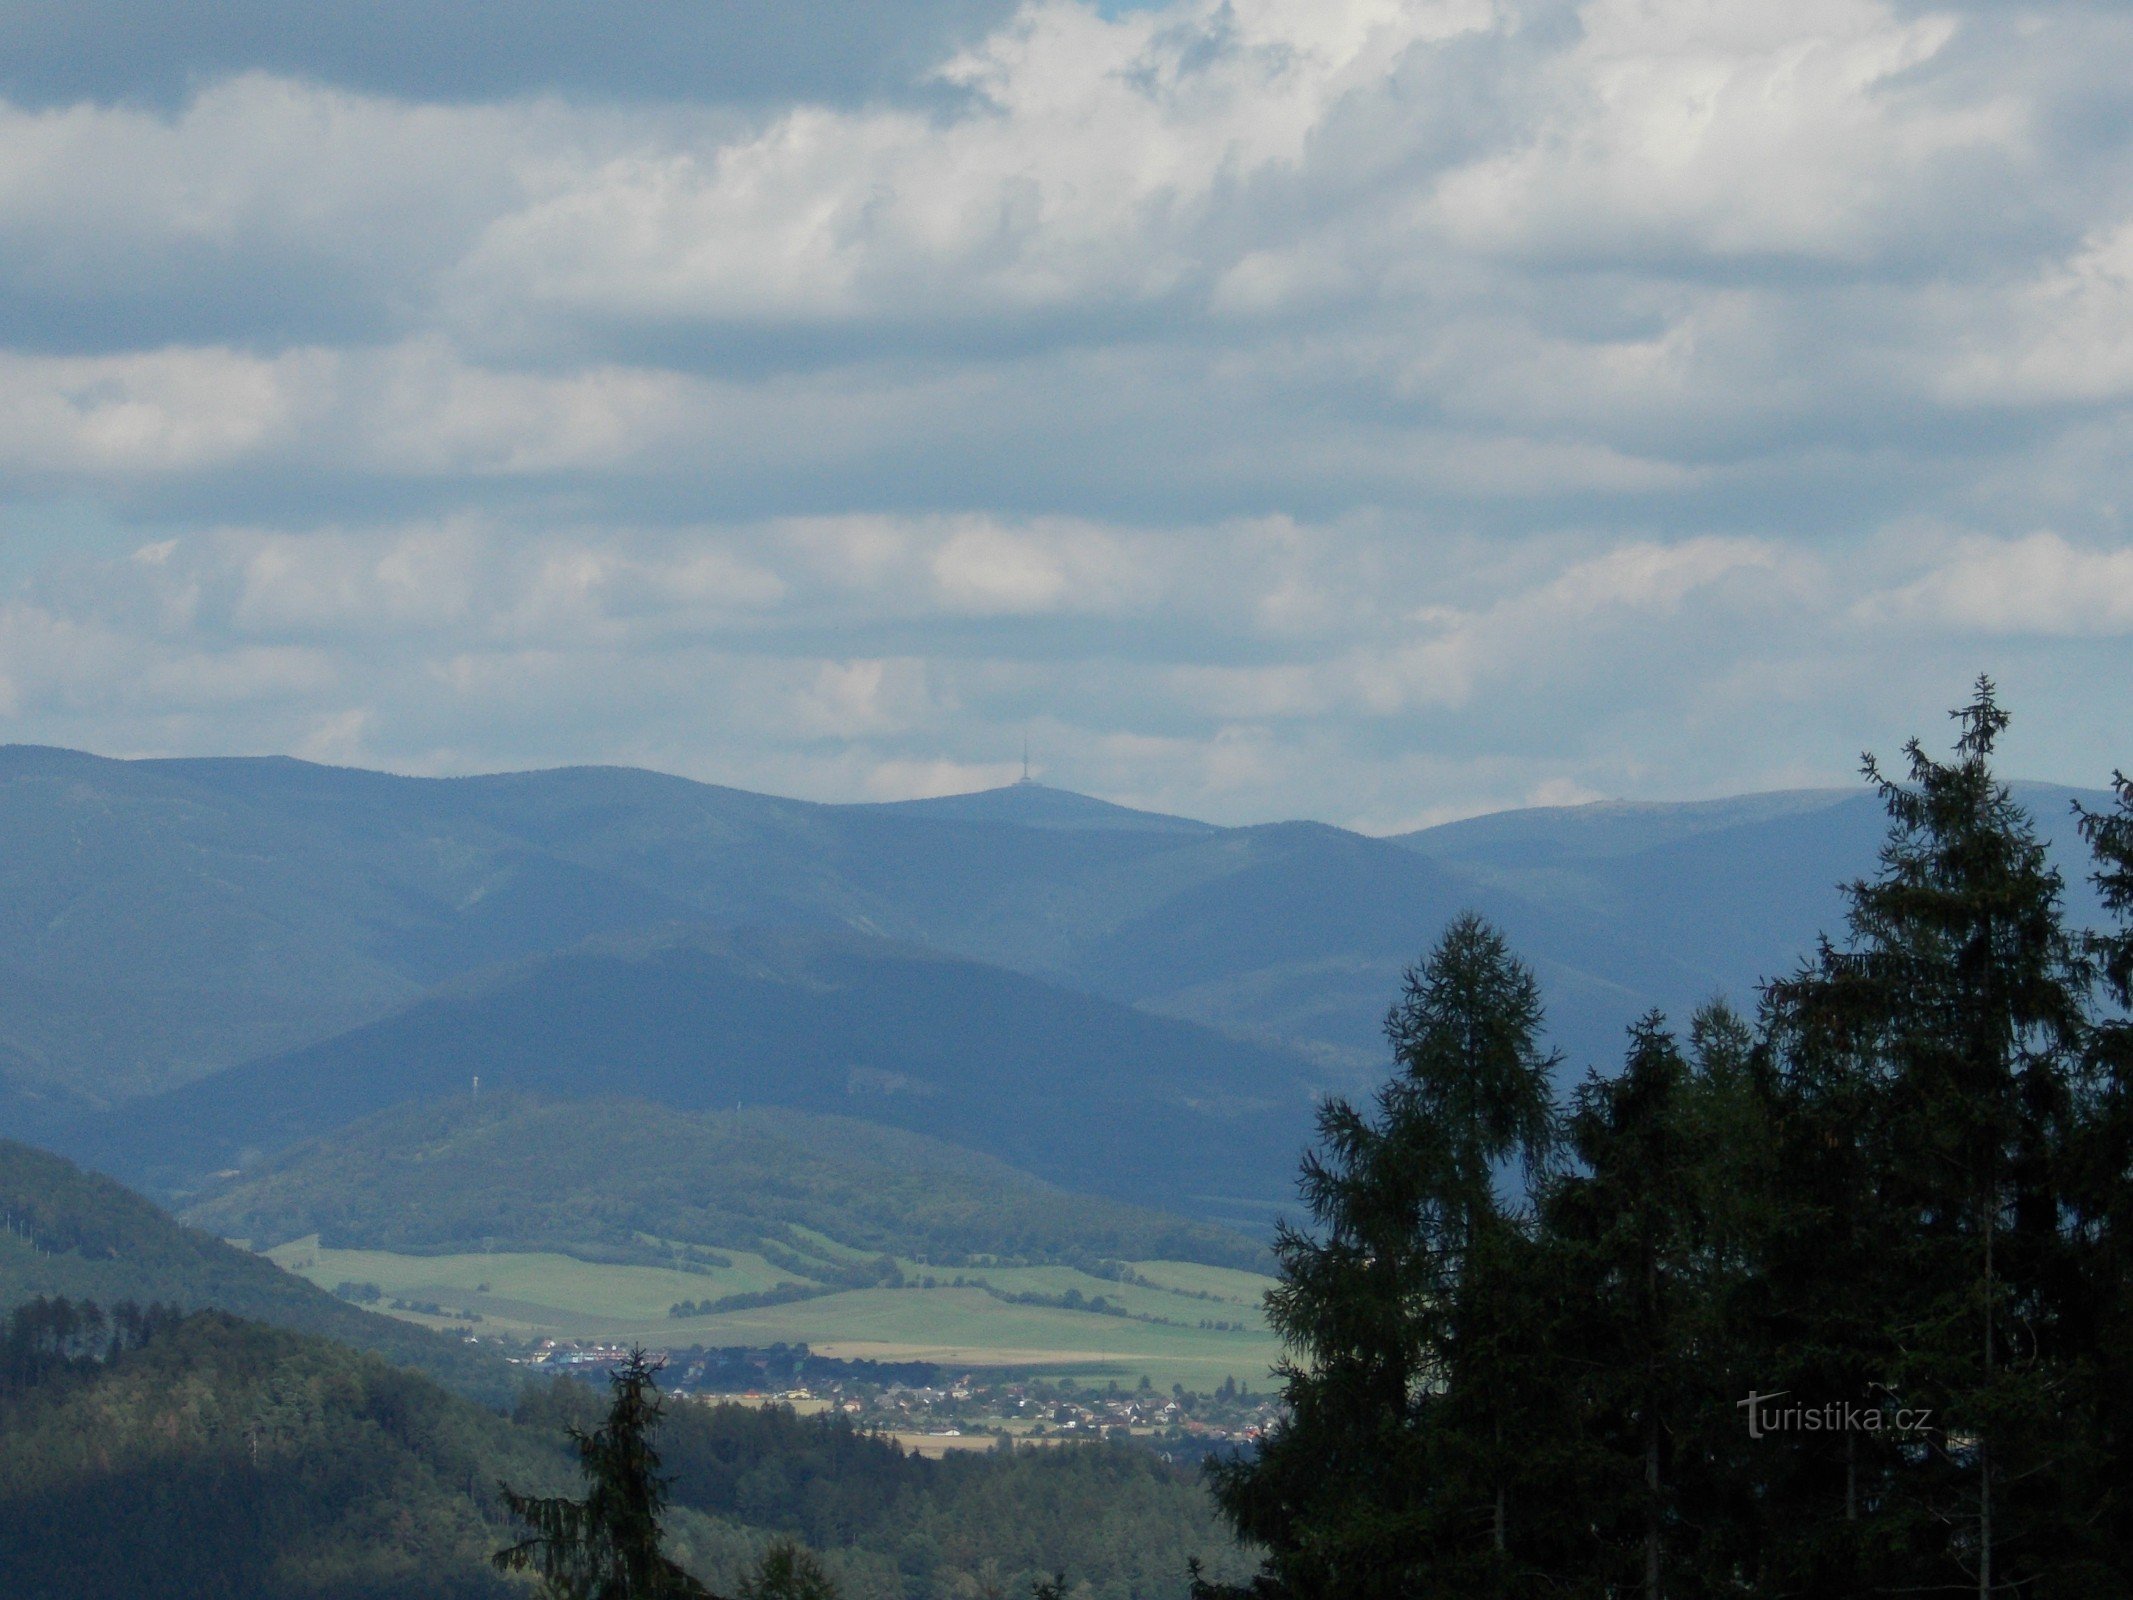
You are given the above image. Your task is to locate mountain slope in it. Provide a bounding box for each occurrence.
[0,1300,1250,1600]
[0,1139,519,1406]
[0,1307,552,1600]
[90,925,1321,1229]
[0,744,2112,1122]
[180,1092,1272,1272]
[1396,780,2109,1025]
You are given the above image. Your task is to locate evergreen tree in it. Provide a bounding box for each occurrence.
[1539,1015,1747,1598]
[2071,770,2133,1583]
[496,1347,718,1600]
[1207,914,1560,1598]
[1763,679,2098,1595]
[737,1540,838,1600]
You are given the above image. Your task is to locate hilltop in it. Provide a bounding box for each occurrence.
[88,924,1316,1230]
[181,1092,1273,1274]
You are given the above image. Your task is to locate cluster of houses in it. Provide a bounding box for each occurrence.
[509,1341,1285,1450]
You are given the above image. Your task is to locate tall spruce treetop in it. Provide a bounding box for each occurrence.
[1546,1018,1701,1600]
[1384,911,1562,1213]
[496,1347,716,1600]
[1766,679,2095,1597]
[1208,913,1560,1599]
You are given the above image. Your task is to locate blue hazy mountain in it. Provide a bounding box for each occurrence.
[82,924,1320,1231]
[0,744,2114,1210]
[1395,781,2107,1049]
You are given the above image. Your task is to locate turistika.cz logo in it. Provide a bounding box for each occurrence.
[1736,1391,1933,1440]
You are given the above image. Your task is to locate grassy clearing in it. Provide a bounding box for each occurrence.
[264,1238,797,1336]
[1119,1260,1276,1307]
[263,1240,1283,1392]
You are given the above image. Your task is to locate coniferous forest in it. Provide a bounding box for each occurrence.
[1206,683,2133,1598]
[0,1297,1250,1600]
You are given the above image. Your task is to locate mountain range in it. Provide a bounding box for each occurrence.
[0,743,2113,1225]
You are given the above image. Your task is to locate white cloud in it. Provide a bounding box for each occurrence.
[1876,532,2133,636]
[929,519,1159,614]
[1372,534,1788,709]
[2,0,2132,822]
[1433,0,2006,264]
[1939,222,2133,406]
[0,346,323,473]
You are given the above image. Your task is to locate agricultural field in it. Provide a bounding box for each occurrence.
[266,1238,1283,1392]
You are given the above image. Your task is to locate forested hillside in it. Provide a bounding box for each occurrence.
[0,1296,1250,1600]
[182,1093,1271,1272]
[0,1140,518,1406]
[0,1305,554,1599]
[94,926,1315,1228]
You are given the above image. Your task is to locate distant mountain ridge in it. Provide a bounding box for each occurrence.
[875,780,1217,834]
[1,744,2114,1216]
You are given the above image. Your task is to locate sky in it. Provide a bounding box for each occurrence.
[1,0,2129,832]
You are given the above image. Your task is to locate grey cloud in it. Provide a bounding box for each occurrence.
[0,0,1018,111]
[0,516,2121,833]
[2,0,2132,824]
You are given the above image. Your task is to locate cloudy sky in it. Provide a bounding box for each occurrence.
[1,0,2128,829]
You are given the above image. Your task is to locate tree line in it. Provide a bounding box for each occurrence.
[1204,683,2133,1598]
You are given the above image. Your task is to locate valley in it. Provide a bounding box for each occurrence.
[6,742,2118,1597]
[266,1236,1281,1392]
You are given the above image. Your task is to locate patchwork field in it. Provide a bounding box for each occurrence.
[265,1240,1282,1392]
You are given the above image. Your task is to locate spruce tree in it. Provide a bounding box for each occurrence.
[1207,914,1560,1598]
[1764,679,2096,1595]
[2071,771,2133,1583]
[738,1541,838,1600]
[1539,1015,1739,1599]
[496,1347,717,1600]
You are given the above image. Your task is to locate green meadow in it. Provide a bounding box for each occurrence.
[267,1239,1282,1392]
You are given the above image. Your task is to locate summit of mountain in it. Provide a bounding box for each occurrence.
[871,780,1216,834]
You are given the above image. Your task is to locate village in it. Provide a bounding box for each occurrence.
[515,1339,1285,1459]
